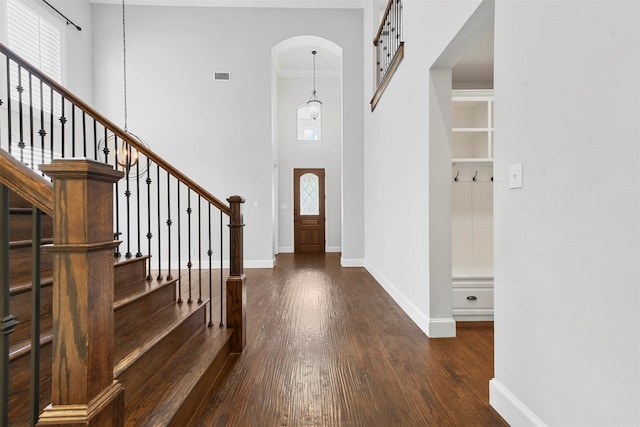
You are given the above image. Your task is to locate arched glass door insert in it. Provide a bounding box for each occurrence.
[294,169,325,253]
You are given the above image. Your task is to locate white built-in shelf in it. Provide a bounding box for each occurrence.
[451,90,495,321]
[451,90,494,163]
[452,158,493,165]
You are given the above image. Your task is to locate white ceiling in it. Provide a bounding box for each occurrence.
[90,0,364,8]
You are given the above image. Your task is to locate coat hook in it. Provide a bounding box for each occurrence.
[491,176,494,182]
[472,171,478,182]
[454,171,459,182]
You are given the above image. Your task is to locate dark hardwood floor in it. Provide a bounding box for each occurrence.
[190,253,508,426]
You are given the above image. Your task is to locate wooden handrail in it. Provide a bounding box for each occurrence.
[0,149,53,216]
[0,42,230,217]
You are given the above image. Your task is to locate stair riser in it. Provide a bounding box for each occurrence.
[115,282,176,331]
[10,284,53,345]
[170,339,232,427]
[9,191,33,209]
[117,305,207,403]
[8,342,52,426]
[9,213,53,242]
[114,257,148,290]
[9,244,53,285]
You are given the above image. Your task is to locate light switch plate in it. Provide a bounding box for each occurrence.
[509,163,523,189]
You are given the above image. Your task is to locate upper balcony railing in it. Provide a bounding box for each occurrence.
[371,0,404,111]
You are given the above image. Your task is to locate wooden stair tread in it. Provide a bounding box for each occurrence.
[9,238,53,248]
[124,326,234,427]
[9,326,53,361]
[114,300,208,375]
[114,276,176,310]
[10,276,53,295]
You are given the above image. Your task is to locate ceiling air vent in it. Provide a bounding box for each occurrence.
[213,71,231,82]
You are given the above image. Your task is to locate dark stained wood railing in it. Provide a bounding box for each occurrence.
[0,150,53,217]
[370,0,404,111]
[0,40,245,425]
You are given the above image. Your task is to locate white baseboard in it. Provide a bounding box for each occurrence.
[245,258,276,269]
[490,379,548,427]
[364,261,455,338]
[427,318,456,337]
[341,258,364,267]
[279,247,341,254]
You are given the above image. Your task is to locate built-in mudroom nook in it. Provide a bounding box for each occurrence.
[451,89,494,321]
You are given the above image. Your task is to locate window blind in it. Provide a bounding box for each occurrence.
[7,0,62,113]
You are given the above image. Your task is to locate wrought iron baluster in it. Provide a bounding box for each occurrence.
[0,185,17,426]
[114,136,121,258]
[136,159,142,257]
[102,127,109,164]
[156,164,163,281]
[187,188,193,304]
[220,210,224,327]
[399,0,403,44]
[60,99,66,158]
[28,73,34,170]
[393,1,398,63]
[207,204,213,327]
[166,172,173,281]
[71,105,76,157]
[177,183,182,302]
[145,158,152,280]
[39,81,46,170]
[82,111,87,157]
[17,66,24,162]
[29,207,41,427]
[124,155,132,259]
[93,118,98,161]
[198,195,202,304]
[5,58,12,154]
[49,88,54,161]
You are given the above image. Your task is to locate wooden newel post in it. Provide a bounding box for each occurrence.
[38,160,124,426]
[226,195,246,353]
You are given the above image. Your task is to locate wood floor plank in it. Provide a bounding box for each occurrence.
[190,253,508,426]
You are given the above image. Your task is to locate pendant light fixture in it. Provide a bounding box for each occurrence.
[307,50,322,120]
[116,0,139,169]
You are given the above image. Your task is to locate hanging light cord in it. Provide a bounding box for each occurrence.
[312,50,317,95]
[122,0,128,132]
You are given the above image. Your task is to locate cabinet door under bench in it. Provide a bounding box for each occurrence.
[452,275,493,321]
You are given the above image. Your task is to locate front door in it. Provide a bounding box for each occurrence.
[293,168,325,253]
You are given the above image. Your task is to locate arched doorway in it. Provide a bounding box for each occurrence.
[271,36,343,258]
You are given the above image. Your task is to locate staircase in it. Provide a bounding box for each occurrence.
[0,41,246,426]
[4,176,238,427]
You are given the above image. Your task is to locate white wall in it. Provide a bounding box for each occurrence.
[277,75,342,253]
[363,0,482,337]
[490,1,640,425]
[91,5,363,267]
[57,0,94,102]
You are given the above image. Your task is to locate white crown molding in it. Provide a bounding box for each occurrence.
[89,0,365,9]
